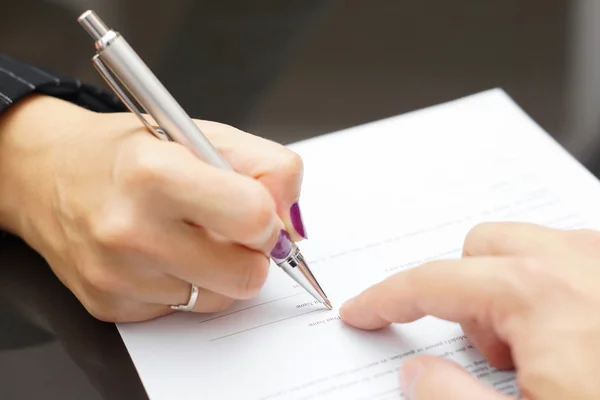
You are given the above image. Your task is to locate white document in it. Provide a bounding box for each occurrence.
[116,89,600,399]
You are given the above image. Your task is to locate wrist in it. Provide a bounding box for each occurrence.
[0,94,93,239]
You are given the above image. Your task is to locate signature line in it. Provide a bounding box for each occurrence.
[210,309,322,341]
[198,292,306,325]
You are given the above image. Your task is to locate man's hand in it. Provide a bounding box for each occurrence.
[340,222,600,400]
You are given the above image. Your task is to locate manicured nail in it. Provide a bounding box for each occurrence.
[270,230,292,259]
[400,360,424,400]
[290,202,307,239]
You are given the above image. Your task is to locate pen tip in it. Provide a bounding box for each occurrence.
[324,299,333,310]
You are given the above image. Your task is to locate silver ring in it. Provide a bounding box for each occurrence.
[170,284,199,312]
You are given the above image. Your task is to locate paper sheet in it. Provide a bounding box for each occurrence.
[116,89,600,399]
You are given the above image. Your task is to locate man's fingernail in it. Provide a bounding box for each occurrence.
[400,360,425,400]
[290,202,307,239]
[270,230,292,259]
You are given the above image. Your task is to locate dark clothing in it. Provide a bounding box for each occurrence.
[0,53,125,114]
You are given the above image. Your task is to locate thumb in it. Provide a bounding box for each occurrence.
[400,356,514,400]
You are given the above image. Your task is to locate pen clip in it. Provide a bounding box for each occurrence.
[92,55,171,142]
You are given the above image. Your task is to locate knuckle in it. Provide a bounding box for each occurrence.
[121,144,170,187]
[81,264,127,297]
[80,281,141,323]
[214,296,235,312]
[85,297,145,323]
[466,221,504,237]
[238,183,277,240]
[509,257,546,289]
[86,303,134,323]
[513,256,545,276]
[463,221,525,256]
[463,222,496,253]
[506,257,547,304]
[278,149,304,178]
[84,300,119,322]
[90,211,140,251]
[237,254,270,298]
[79,288,123,322]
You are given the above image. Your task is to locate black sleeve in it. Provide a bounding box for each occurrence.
[0,53,126,114]
[0,54,127,239]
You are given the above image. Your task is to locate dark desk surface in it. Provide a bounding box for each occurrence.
[1,1,598,399]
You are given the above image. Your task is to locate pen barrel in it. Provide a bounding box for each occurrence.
[97,36,233,170]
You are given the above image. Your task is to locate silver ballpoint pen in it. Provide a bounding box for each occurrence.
[77,10,332,310]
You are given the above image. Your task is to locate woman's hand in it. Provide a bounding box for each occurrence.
[0,95,307,322]
[340,222,600,400]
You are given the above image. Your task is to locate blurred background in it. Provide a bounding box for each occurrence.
[3,1,600,398]
[3,0,600,173]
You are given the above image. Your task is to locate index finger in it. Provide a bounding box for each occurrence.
[198,120,306,241]
[123,138,282,253]
[463,221,571,258]
[339,257,527,334]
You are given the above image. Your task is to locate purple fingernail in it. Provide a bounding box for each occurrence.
[271,230,292,259]
[290,202,307,239]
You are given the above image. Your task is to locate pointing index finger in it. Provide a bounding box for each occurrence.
[339,257,526,333]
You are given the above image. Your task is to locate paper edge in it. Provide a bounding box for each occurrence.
[286,87,512,148]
